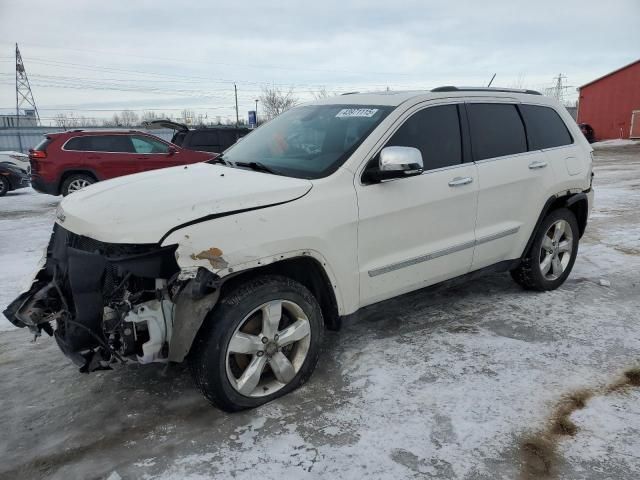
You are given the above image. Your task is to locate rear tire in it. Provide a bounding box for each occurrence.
[61,174,95,196]
[511,208,579,291]
[189,275,324,412]
[0,177,9,197]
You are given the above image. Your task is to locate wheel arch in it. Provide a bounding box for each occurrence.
[59,169,100,194]
[521,191,589,260]
[218,255,342,331]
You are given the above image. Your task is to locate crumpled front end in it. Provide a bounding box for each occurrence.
[3,224,196,372]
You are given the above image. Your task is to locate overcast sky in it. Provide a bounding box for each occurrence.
[0,0,638,124]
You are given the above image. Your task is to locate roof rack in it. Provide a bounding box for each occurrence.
[431,86,542,95]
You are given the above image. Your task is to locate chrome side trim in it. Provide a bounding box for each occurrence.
[475,226,521,246]
[368,226,520,277]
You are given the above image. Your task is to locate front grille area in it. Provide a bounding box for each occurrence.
[48,225,165,301]
[56,224,157,257]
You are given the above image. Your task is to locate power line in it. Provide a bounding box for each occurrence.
[0,41,420,78]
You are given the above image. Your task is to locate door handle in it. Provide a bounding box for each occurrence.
[448,176,473,187]
[528,160,548,170]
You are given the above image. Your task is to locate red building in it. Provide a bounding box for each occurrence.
[577,59,640,140]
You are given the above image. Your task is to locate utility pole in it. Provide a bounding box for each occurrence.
[255,99,259,124]
[234,83,239,127]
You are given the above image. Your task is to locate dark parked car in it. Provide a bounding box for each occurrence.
[0,162,30,197]
[29,130,215,196]
[143,120,251,153]
[578,123,595,143]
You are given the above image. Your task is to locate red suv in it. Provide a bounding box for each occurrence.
[29,130,215,196]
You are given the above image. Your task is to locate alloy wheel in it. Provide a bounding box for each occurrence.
[67,178,91,193]
[225,299,311,398]
[539,219,573,280]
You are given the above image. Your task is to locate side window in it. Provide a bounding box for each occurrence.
[80,135,135,153]
[384,104,462,170]
[190,131,219,147]
[467,104,527,160]
[520,104,573,150]
[131,136,169,154]
[64,136,90,151]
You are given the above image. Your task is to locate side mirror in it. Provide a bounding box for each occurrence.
[167,146,178,156]
[364,146,424,183]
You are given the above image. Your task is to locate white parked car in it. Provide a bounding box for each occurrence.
[5,87,593,411]
[0,150,30,171]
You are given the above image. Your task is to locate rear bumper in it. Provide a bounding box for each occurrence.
[30,175,59,195]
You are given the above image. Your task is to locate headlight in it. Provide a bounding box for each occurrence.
[55,206,66,223]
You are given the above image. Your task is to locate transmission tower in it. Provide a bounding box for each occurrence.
[15,43,40,127]
[544,74,574,105]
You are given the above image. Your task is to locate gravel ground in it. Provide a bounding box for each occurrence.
[1,143,639,480]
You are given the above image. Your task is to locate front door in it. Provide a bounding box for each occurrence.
[130,135,182,172]
[356,103,478,307]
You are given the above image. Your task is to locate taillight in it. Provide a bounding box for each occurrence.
[29,150,47,159]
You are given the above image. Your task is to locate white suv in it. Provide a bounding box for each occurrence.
[5,87,594,411]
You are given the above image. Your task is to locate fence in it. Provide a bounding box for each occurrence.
[0,127,175,153]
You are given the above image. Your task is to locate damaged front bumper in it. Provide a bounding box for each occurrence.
[3,224,218,372]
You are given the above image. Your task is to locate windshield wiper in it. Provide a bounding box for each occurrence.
[208,153,228,165]
[235,161,282,176]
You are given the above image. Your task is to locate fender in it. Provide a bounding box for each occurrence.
[176,247,345,316]
[58,167,103,188]
[520,190,590,260]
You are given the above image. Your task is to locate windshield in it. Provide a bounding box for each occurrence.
[222,104,392,179]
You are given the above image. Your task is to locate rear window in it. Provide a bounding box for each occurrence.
[467,103,527,161]
[33,137,52,151]
[520,104,573,150]
[65,135,135,153]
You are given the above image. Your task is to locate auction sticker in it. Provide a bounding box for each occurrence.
[335,108,379,118]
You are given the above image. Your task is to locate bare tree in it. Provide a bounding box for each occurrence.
[53,113,70,128]
[119,110,139,127]
[260,86,298,120]
[140,111,160,124]
[312,87,336,100]
[181,109,195,125]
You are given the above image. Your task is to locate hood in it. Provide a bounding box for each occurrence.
[58,163,312,244]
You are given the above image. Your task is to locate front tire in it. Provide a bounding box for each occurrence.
[511,208,579,291]
[61,174,95,196]
[189,275,324,412]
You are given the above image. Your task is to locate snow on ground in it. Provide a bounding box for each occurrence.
[0,145,639,480]
[592,139,639,148]
[0,188,58,331]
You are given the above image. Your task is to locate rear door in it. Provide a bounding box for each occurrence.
[64,134,138,180]
[468,102,557,270]
[356,103,479,306]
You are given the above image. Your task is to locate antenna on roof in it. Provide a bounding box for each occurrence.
[487,73,496,87]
